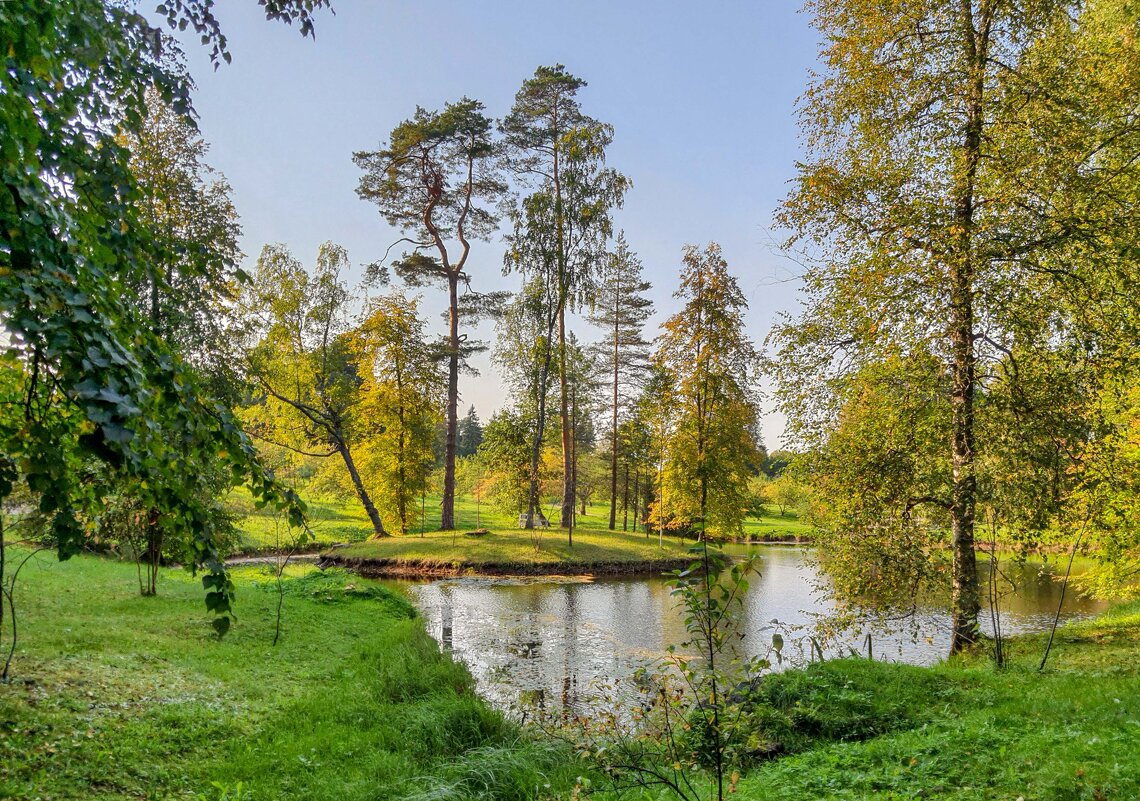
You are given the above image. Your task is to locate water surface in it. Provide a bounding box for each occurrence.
[390,545,1105,717]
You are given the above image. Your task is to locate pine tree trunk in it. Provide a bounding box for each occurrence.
[622,463,630,531]
[559,306,573,528]
[395,355,409,534]
[609,309,619,529]
[633,468,641,535]
[569,386,577,546]
[527,351,553,530]
[441,273,460,530]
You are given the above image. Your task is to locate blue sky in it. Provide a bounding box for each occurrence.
[175,1,821,448]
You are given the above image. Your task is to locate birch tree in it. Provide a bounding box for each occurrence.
[352,292,443,535]
[241,243,388,537]
[652,244,761,540]
[502,64,627,528]
[774,0,1140,652]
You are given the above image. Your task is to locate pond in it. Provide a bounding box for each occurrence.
[386,545,1107,718]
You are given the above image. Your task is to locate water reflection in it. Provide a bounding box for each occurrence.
[393,546,1107,717]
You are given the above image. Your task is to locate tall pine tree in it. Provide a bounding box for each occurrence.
[502,65,627,528]
[587,233,653,530]
[355,98,506,531]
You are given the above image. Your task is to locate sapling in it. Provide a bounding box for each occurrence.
[553,539,772,801]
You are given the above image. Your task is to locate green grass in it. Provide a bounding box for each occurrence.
[741,509,814,542]
[331,526,693,572]
[226,489,376,553]
[726,602,1140,800]
[6,545,1136,801]
[230,488,811,560]
[0,551,583,800]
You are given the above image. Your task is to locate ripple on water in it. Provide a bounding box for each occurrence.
[392,547,1108,719]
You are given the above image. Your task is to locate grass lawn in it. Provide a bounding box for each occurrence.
[741,511,813,542]
[230,488,812,558]
[226,489,377,553]
[0,551,582,800]
[329,526,695,575]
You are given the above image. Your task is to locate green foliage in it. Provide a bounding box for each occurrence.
[478,410,536,517]
[1072,374,1140,598]
[792,354,949,612]
[239,242,385,536]
[95,86,252,597]
[457,406,484,458]
[773,0,1140,649]
[760,451,793,480]
[351,292,444,534]
[93,466,241,566]
[122,87,244,399]
[355,98,505,257]
[242,243,361,451]
[501,66,629,270]
[767,475,806,519]
[229,489,371,553]
[650,244,762,540]
[0,0,324,635]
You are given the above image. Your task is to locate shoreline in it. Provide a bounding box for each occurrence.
[317,550,695,579]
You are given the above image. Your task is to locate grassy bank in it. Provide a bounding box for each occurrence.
[229,490,811,560]
[0,551,582,800]
[5,547,1135,800]
[740,512,813,543]
[728,602,1140,800]
[324,527,696,577]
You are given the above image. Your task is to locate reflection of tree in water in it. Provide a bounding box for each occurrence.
[807,550,1109,659]
[409,555,1110,727]
[506,581,551,723]
[439,583,453,651]
[559,582,580,718]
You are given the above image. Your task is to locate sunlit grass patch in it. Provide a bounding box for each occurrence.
[0,551,583,800]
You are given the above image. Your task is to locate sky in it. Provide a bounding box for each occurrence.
[173,0,822,449]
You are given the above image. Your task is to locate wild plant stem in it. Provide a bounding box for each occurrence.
[1040,518,1088,672]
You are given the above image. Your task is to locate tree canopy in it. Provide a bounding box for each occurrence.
[774,0,1140,649]
[0,0,328,632]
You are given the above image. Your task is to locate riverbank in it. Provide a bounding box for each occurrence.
[321,528,696,577]
[732,601,1140,799]
[510,589,1133,799]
